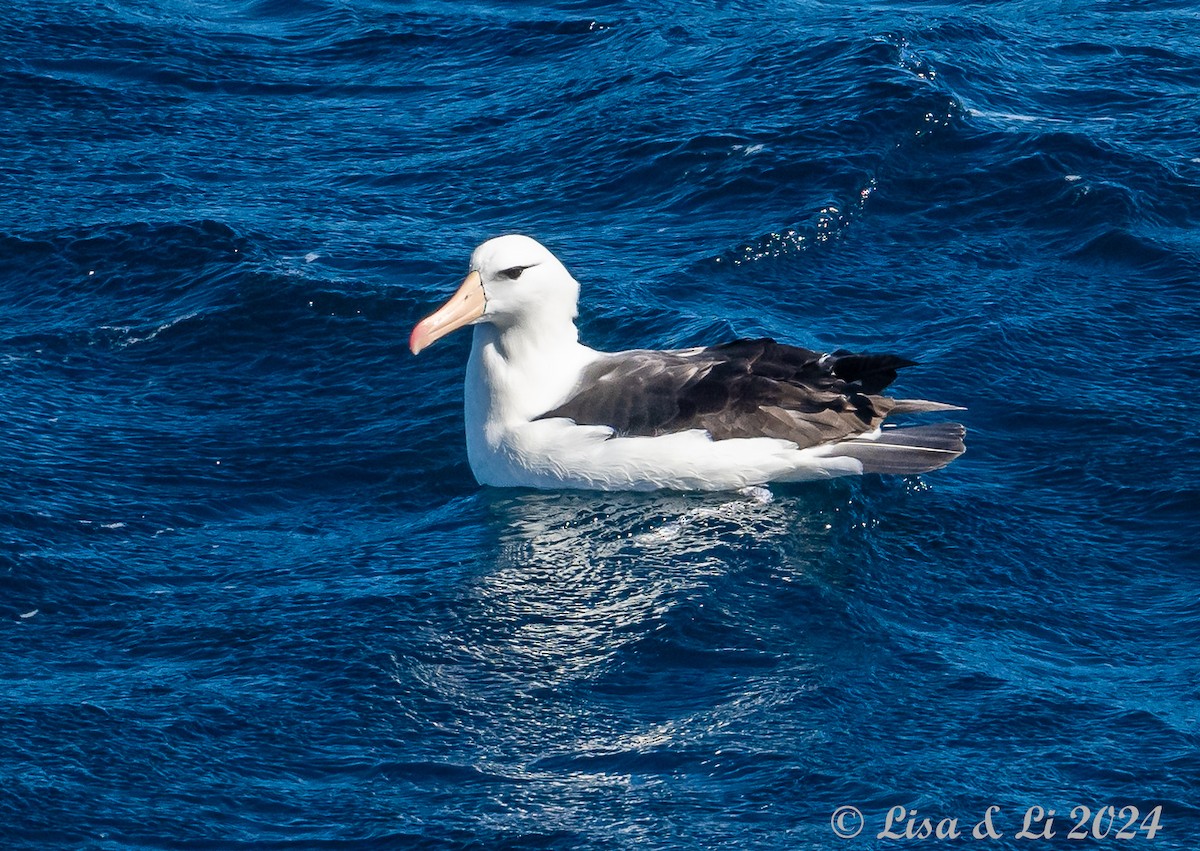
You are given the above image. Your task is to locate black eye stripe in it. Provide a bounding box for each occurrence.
[498,264,537,281]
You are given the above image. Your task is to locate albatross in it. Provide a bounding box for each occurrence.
[410,234,965,491]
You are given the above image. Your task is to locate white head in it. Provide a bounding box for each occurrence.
[410,235,581,354]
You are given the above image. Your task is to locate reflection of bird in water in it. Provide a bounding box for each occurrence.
[447,487,848,689]
[411,235,965,491]
[392,484,897,784]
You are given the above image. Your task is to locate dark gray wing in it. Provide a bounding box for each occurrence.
[538,338,941,449]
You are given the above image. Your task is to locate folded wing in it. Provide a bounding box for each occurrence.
[538,337,964,472]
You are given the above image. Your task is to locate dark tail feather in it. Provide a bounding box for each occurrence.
[830,352,917,394]
[834,423,966,474]
[890,398,966,414]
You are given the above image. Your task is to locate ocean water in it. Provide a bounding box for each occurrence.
[3,0,1199,848]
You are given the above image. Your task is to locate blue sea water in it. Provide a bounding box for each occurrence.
[3,0,1199,847]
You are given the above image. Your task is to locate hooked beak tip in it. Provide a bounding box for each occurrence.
[408,270,485,356]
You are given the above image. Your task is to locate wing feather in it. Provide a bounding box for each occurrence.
[538,337,955,450]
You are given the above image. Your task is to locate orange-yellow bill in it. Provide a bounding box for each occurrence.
[409,270,486,354]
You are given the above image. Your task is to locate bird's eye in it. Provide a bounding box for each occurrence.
[498,266,526,281]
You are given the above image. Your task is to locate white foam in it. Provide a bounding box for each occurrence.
[737,485,774,504]
[122,311,200,346]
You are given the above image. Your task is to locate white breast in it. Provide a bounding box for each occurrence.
[463,323,602,486]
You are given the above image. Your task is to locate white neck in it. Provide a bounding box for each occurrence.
[464,311,598,447]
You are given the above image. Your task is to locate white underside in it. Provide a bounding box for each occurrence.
[470,417,869,491]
